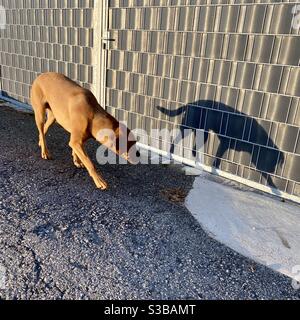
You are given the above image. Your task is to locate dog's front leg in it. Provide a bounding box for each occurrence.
[69,136,108,190]
[72,150,85,168]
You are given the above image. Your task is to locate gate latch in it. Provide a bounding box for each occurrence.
[101,32,115,49]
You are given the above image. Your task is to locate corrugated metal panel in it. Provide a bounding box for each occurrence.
[0,0,94,104]
[106,0,300,198]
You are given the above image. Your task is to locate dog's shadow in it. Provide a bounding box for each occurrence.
[157,100,284,191]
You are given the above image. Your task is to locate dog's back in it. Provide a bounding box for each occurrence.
[31,72,98,109]
[31,72,101,132]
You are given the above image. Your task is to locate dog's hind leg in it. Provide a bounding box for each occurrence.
[38,109,55,147]
[44,109,55,135]
[32,98,51,160]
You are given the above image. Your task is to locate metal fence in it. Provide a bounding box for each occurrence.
[0,0,300,201]
[0,0,94,105]
[105,0,300,200]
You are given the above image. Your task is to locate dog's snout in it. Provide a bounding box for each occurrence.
[136,150,141,158]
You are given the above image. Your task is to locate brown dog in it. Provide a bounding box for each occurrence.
[31,72,139,190]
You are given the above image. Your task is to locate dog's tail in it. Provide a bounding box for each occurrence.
[156,105,186,117]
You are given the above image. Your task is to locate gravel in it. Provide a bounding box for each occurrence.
[0,105,299,300]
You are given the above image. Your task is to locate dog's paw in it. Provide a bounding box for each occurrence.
[94,176,108,190]
[73,160,85,168]
[41,150,52,160]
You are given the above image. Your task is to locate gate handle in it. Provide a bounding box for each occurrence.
[101,38,115,41]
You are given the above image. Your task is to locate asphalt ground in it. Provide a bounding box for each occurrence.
[0,105,299,300]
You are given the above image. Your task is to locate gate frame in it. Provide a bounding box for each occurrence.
[92,0,108,108]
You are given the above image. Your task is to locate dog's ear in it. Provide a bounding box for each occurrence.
[114,123,129,139]
[114,124,128,154]
[114,125,121,138]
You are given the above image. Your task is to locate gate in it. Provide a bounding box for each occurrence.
[103,0,300,202]
[0,0,299,202]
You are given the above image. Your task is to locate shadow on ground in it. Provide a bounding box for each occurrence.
[0,106,299,300]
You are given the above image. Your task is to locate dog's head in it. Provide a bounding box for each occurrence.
[97,122,140,164]
[114,123,140,164]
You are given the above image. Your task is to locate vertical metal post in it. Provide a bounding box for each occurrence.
[92,0,108,108]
